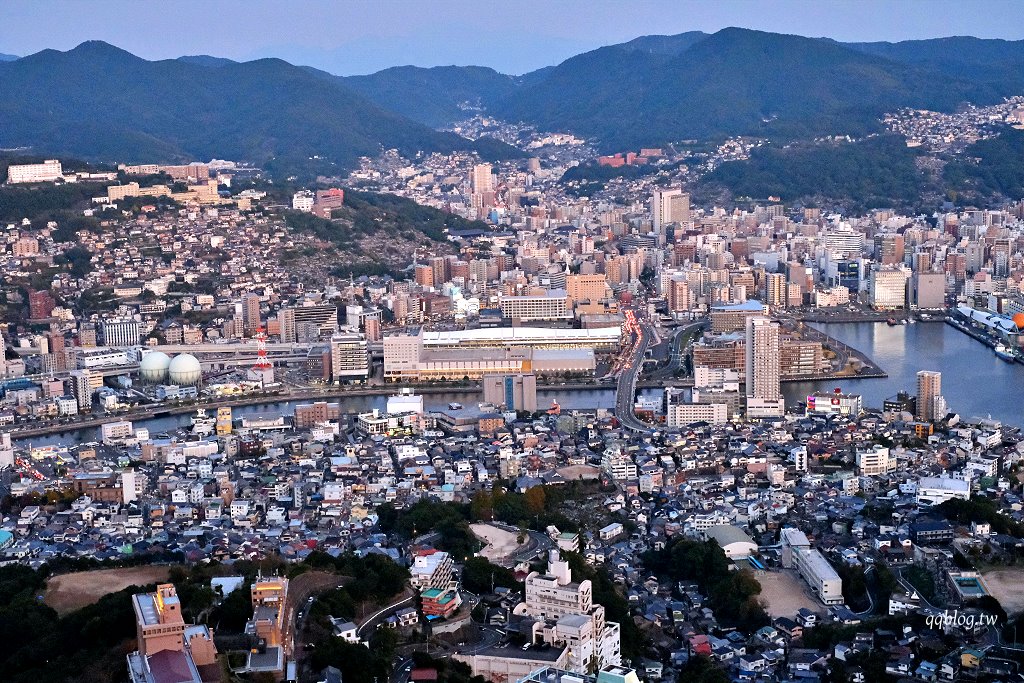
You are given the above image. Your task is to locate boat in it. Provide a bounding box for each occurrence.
[886,318,898,326]
[448,402,463,410]
[995,344,1017,362]
[191,408,216,435]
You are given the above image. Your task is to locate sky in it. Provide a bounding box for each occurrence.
[3,0,1024,75]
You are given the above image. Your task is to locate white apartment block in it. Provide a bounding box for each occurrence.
[7,159,63,184]
[410,551,454,590]
[856,444,896,476]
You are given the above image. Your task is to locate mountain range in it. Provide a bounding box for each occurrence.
[349,29,1024,148]
[2,29,1024,171]
[0,42,520,174]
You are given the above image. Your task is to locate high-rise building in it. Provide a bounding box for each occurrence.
[483,373,538,412]
[69,369,102,412]
[875,233,906,265]
[471,163,494,194]
[650,189,685,241]
[522,551,621,673]
[277,307,296,343]
[763,272,787,309]
[869,265,910,310]
[745,316,784,417]
[330,331,369,383]
[241,293,261,336]
[916,370,943,422]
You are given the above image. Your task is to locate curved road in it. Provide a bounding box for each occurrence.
[616,320,655,432]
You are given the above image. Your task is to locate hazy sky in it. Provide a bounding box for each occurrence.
[3,0,1024,75]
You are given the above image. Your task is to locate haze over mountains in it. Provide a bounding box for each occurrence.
[2,27,1023,170]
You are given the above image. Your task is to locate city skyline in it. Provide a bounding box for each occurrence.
[2,0,1024,75]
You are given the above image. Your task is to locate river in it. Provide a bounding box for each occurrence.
[23,388,622,447]
[23,320,1023,447]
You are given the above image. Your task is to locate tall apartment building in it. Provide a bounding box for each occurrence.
[471,163,494,194]
[69,369,102,412]
[329,331,369,383]
[7,159,62,184]
[28,289,56,320]
[745,316,784,418]
[916,370,944,422]
[483,373,538,412]
[99,318,141,348]
[763,272,787,309]
[241,293,261,336]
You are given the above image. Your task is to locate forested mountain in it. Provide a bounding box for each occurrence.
[491,28,1001,148]
[0,41,520,174]
[343,65,519,127]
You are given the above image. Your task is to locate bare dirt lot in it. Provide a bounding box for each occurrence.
[44,565,176,615]
[471,523,524,562]
[757,570,822,617]
[981,568,1024,616]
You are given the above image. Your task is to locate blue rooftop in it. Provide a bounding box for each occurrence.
[712,300,765,312]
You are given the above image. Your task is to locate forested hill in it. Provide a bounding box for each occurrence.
[0,42,522,176]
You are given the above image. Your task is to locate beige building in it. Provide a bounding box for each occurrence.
[745,316,784,417]
[127,583,218,683]
[916,370,943,421]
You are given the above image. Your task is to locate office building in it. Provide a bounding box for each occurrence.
[916,370,945,422]
[500,290,572,321]
[329,331,369,382]
[869,265,910,310]
[912,272,946,309]
[666,402,729,427]
[483,373,538,412]
[99,318,141,348]
[745,316,784,417]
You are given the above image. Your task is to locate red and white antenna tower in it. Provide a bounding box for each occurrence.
[252,327,272,371]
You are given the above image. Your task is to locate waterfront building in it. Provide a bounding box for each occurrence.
[916,370,943,422]
[483,373,538,412]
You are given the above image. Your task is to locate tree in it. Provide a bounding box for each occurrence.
[524,486,547,516]
[461,557,520,594]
